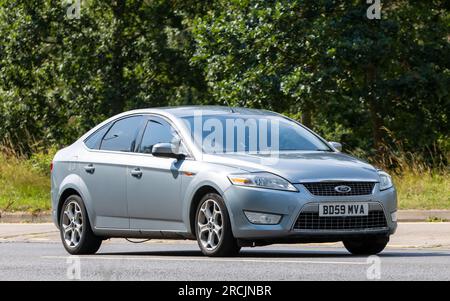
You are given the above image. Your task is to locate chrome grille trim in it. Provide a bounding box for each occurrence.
[303,182,375,196]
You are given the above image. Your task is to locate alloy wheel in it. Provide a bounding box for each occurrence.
[197,199,223,251]
[62,201,83,248]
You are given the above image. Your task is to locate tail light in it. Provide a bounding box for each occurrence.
[50,162,54,173]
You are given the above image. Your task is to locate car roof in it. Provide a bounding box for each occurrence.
[124,106,279,118]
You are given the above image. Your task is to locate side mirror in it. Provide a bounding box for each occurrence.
[152,143,185,160]
[329,141,342,152]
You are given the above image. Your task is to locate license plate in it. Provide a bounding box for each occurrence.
[319,203,369,217]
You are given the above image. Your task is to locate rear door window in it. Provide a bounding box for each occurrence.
[100,116,144,152]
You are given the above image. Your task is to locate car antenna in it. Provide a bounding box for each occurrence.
[224,99,235,113]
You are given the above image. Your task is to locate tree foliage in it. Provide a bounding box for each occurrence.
[193,0,449,159]
[0,0,448,164]
[0,0,206,149]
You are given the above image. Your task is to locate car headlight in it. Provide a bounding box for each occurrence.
[378,171,393,191]
[227,172,298,192]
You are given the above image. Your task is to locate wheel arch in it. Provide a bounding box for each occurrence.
[188,185,221,238]
[56,175,95,229]
[57,188,81,226]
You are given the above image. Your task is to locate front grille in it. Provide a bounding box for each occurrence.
[303,182,375,196]
[294,210,387,231]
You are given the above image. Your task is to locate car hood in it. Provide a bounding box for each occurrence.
[202,152,379,183]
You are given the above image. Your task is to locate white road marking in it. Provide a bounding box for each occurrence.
[42,255,366,265]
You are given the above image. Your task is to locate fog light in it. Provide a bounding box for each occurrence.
[244,211,282,225]
[391,211,397,222]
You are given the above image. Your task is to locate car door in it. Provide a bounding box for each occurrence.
[126,116,185,231]
[79,115,145,229]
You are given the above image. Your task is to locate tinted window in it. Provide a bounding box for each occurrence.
[84,123,111,150]
[100,116,143,152]
[139,118,177,154]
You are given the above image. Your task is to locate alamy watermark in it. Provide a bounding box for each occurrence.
[64,0,81,20]
[63,1,380,22]
[366,255,381,280]
[185,110,281,166]
[367,0,381,20]
[65,256,150,280]
[66,256,81,280]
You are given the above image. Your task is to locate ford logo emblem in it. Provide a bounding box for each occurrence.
[334,185,352,193]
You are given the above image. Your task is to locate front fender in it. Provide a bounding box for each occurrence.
[182,169,236,235]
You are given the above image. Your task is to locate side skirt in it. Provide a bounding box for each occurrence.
[93,227,196,240]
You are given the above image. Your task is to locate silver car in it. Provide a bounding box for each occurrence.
[51,106,397,256]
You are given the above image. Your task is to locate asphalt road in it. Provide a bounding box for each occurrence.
[1,241,450,281]
[1,223,450,281]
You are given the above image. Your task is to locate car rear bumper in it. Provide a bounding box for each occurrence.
[223,183,397,242]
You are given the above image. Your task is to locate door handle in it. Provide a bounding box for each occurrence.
[130,168,143,179]
[84,164,95,174]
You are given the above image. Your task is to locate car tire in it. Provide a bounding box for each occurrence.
[343,236,389,255]
[195,193,241,257]
[59,195,102,255]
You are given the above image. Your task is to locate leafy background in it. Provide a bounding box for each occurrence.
[1,0,448,163]
[0,0,449,212]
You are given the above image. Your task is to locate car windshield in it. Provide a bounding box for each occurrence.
[181,114,331,154]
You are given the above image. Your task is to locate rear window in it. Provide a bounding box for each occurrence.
[84,123,111,150]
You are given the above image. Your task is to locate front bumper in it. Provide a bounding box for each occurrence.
[223,183,397,243]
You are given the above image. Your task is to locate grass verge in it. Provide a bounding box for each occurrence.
[0,153,51,213]
[394,169,450,210]
[0,151,449,212]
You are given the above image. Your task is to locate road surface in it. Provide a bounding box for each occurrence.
[1,223,449,281]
